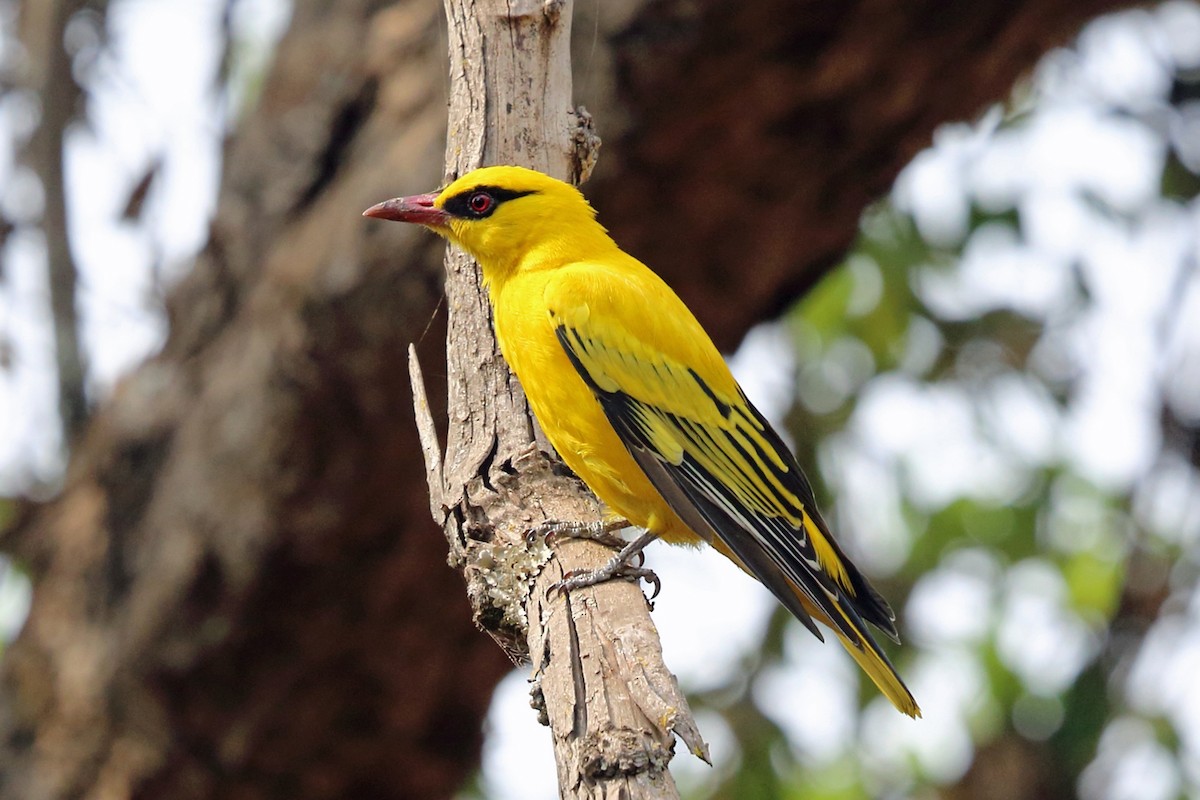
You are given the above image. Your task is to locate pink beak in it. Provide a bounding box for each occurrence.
[362,192,450,226]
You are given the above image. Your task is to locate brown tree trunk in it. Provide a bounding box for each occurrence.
[0,1,1134,799]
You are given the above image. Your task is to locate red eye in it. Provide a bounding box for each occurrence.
[468,192,493,214]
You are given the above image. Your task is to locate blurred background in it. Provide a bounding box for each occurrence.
[1,1,1198,799]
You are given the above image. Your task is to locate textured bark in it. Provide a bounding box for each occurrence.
[0,1,1137,799]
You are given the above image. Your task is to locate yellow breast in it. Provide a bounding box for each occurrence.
[490,271,697,542]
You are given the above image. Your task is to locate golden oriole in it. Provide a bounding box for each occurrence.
[365,166,920,717]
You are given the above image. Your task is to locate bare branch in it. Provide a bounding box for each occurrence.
[18,0,92,443]
[426,0,706,794]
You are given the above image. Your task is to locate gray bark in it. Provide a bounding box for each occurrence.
[409,1,706,795]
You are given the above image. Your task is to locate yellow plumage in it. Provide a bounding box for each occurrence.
[364,165,920,718]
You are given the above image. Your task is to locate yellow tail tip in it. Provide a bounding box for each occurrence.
[835,629,921,718]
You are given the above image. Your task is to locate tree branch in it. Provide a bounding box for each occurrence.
[414,0,707,794]
[18,0,91,442]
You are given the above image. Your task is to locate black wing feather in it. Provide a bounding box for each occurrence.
[555,323,900,645]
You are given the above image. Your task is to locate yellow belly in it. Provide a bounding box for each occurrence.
[492,275,698,544]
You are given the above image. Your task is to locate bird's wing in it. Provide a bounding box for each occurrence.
[544,264,899,645]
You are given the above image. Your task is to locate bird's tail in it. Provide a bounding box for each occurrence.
[708,534,921,717]
[829,623,922,718]
[785,578,921,718]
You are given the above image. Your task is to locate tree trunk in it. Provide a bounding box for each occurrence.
[0,1,1136,798]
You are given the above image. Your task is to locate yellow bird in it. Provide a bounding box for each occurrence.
[365,166,920,717]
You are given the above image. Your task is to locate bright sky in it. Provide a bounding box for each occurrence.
[2,3,1199,800]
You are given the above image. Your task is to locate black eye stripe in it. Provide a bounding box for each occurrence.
[442,185,538,219]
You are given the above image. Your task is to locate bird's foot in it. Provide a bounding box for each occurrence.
[527,518,632,552]
[549,530,661,599]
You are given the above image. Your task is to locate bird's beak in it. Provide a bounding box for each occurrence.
[362,192,450,227]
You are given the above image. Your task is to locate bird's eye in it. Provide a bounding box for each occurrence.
[468,192,493,214]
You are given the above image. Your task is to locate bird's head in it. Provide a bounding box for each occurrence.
[364,165,611,286]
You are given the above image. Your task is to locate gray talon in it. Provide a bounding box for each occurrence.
[529,518,632,550]
[546,530,660,598]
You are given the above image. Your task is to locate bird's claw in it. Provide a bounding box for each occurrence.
[550,562,661,600]
[527,518,631,550]
[542,528,661,601]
